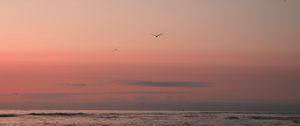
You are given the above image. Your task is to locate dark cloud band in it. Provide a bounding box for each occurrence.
[119,80,208,87]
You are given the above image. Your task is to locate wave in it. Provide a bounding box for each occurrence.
[0,114,18,117]
[28,112,89,116]
[0,112,89,118]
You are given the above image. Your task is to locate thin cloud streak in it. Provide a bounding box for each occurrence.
[0,91,202,98]
[119,80,208,87]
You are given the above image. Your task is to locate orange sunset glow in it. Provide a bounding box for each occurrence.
[0,0,300,111]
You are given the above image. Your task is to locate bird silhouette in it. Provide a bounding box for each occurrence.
[151,33,163,38]
[112,47,119,52]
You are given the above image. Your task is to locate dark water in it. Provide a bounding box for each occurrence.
[0,110,300,126]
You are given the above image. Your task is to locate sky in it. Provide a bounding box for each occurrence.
[0,0,300,111]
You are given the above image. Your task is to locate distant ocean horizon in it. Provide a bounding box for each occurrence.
[1,102,300,112]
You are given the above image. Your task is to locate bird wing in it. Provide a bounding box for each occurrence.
[150,33,163,37]
[157,33,163,36]
[112,48,118,52]
[150,33,157,36]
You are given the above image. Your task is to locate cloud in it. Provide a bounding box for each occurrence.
[0,91,201,99]
[16,91,200,96]
[119,80,208,87]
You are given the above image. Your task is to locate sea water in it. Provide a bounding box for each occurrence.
[0,110,299,126]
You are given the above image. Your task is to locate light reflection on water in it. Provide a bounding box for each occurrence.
[0,110,299,126]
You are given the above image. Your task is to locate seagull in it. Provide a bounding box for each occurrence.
[151,33,163,38]
[112,47,119,52]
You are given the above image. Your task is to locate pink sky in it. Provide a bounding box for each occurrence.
[0,0,300,110]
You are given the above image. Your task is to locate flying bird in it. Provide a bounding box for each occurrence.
[151,33,163,38]
[112,47,119,52]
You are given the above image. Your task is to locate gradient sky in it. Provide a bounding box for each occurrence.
[0,0,300,111]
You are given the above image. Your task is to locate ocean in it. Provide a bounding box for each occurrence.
[0,110,299,126]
